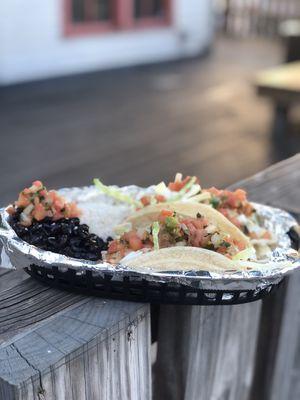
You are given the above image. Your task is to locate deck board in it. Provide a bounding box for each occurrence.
[0,38,299,206]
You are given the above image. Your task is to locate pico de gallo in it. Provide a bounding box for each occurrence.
[93,174,274,247]
[166,175,273,243]
[106,209,247,263]
[7,180,81,226]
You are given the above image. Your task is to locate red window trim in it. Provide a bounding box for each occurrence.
[63,0,172,37]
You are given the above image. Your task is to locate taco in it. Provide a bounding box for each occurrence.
[105,202,256,269]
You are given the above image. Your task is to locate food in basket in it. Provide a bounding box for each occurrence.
[94,174,277,258]
[7,181,110,261]
[105,202,254,266]
[4,176,297,272]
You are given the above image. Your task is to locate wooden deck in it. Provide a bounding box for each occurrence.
[0,37,299,206]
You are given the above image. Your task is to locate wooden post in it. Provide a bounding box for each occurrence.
[154,303,261,400]
[154,154,300,400]
[0,274,152,400]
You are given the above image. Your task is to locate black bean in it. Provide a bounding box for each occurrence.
[30,235,44,245]
[10,217,107,261]
[71,218,80,225]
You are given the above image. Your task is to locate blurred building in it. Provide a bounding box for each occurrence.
[0,0,212,85]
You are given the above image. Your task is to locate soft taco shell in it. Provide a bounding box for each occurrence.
[121,246,294,273]
[127,202,250,247]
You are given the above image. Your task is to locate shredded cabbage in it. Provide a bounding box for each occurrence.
[232,247,256,261]
[152,221,160,251]
[154,181,168,196]
[188,192,211,203]
[94,179,141,207]
[170,176,199,201]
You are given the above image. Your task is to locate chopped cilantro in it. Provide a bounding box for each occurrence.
[165,216,179,231]
[220,241,231,248]
[211,197,220,209]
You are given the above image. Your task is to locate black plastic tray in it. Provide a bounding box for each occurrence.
[24,227,298,306]
[26,264,283,305]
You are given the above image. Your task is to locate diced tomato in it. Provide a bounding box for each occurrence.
[48,191,56,203]
[226,194,237,208]
[16,193,30,208]
[158,209,174,222]
[33,196,40,206]
[168,181,183,191]
[124,231,144,251]
[108,240,125,254]
[32,180,43,189]
[262,231,272,240]
[54,198,65,211]
[69,202,82,217]
[155,194,166,203]
[32,203,47,221]
[219,208,229,217]
[217,246,227,254]
[181,217,208,231]
[189,229,209,247]
[168,176,195,192]
[243,203,254,216]
[206,187,223,197]
[11,181,81,225]
[235,240,246,251]
[128,236,143,251]
[140,196,151,207]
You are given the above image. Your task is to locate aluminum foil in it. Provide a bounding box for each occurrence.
[0,185,299,291]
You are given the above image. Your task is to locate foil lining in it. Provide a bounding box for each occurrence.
[0,185,299,291]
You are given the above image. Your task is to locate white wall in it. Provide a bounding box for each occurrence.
[0,0,213,84]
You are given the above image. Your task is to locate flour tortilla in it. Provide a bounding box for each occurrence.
[117,202,256,271]
[127,202,251,247]
[121,246,294,273]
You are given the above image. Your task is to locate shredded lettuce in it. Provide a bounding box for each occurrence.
[178,176,197,195]
[152,221,160,251]
[170,176,198,201]
[94,179,142,207]
[232,247,256,261]
[154,181,168,196]
[184,184,201,199]
[188,192,211,203]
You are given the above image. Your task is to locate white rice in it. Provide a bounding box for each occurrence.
[59,185,153,239]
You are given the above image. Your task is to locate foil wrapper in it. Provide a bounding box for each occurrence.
[0,185,299,291]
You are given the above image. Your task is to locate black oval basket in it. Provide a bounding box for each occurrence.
[25,264,283,306]
[25,228,299,306]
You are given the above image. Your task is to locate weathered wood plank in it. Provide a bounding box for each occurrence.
[154,303,261,400]
[230,154,300,400]
[154,154,300,400]
[0,269,151,399]
[185,303,261,400]
[269,270,300,400]
[0,298,151,400]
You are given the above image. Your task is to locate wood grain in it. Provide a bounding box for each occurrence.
[154,154,300,400]
[0,277,151,399]
[230,153,300,400]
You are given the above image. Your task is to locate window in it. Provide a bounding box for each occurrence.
[134,0,166,19]
[72,0,112,23]
[64,0,171,36]
[134,0,170,27]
